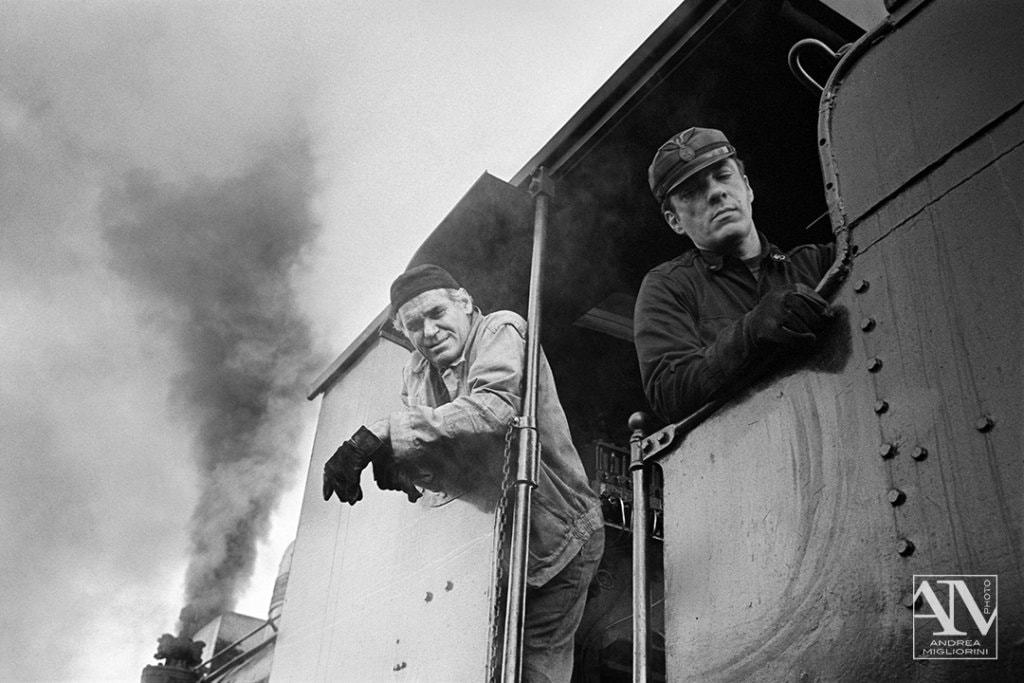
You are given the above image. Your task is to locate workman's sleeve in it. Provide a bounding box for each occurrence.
[389,317,524,469]
[634,272,763,423]
[635,242,836,423]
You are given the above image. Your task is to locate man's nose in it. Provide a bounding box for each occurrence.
[423,319,438,338]
[707,182,728,203]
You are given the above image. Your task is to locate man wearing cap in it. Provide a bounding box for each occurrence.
[634,127,835,423]
[322,264,604,682]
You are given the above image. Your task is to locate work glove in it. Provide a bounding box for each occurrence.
[371,450,423,503]
[322,426,384,505]
[747,283,832,347]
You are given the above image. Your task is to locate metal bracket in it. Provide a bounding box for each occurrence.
[528,166,555,199]
[511,415,537,430]
[638,424,679,463]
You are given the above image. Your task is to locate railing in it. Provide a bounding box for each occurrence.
[196,617,278,682]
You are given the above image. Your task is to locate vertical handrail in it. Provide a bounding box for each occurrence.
[629,413,651,683]
[501,167,555,683]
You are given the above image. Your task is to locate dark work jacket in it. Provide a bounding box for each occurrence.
[634,232,834,423]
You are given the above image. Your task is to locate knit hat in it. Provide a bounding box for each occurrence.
[389,264,461,315]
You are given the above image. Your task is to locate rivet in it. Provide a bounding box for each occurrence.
[896,538,915,557]
[874,400,889,414]
[854,279,870,293]
[975,415,995,433]
[879,442,896,459]
[911,446,928,461]
[867,357,883,372]
[445,580,454,591]
[424,591,433,602]
[860,317,876,332]
[887,488,906,506]
[902,591,922,609]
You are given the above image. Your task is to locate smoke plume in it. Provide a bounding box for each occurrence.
[102,139,324,634]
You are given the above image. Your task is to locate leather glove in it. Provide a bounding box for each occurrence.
[322,426,384,505]
[748,283,832,346]
[371,448,423,503]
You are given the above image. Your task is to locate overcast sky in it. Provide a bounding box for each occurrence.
[0,1,683,680]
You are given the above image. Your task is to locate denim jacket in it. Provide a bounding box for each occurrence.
[389,310,603,586]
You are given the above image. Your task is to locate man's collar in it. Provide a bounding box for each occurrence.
[699,232,783,272]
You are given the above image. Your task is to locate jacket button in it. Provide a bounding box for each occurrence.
[772,253,785,261]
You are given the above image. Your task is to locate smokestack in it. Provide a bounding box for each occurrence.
[140,633,204,683]
[177,605,204,641]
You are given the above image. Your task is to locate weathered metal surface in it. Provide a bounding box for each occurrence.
[822,0,1024,226]
[271,337,501,681]
[659,0,1023,679]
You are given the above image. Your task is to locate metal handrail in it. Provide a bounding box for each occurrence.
[195,616,278,681]
[501,167,555,683]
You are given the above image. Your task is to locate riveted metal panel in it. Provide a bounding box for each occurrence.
[660,133,1023,675]
[822,0,1024,225]
[661,360,916,680]
[272,337,501,682]
[660,0,1023,678]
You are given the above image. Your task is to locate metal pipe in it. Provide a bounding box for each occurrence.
[501,167,554,683]
[628,412,651,683]
[195,617,277,673]
[199,633,277,682]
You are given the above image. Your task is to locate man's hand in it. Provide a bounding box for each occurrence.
[371,450,423,503]
[322,426,385,505]
[748,283,832,346]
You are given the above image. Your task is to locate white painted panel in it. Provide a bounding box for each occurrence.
[272,337,501,682]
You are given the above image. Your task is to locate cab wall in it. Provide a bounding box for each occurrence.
[270,337,501,682]
[659,0,1023,678]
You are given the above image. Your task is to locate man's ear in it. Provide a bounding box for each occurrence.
[744,175,754,203]
[663,208,686,236]
[455,288,474,313]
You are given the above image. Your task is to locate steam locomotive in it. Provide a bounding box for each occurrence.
[154,1,1022,680]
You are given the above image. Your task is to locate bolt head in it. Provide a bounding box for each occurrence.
[867,357,883,372]
[879,443,896,459]
[902,591,922,609]
[887,488,906,506]
[874,400,889,414]
[854,279,870,293]
[911,446,928,461]
[975,416,995,433]
[860,317,876,331]
[896,538,915,556]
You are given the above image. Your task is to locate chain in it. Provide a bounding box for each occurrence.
[487,420,517,683]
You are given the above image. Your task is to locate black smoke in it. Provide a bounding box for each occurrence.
[102,138,324,635]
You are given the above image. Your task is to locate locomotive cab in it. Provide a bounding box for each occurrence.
[270,0,1023,681]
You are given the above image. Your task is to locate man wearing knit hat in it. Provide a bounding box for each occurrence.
[322,264,604,682]
[634,127,835,423]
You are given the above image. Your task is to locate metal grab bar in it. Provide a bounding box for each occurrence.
[788,38,841,94]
